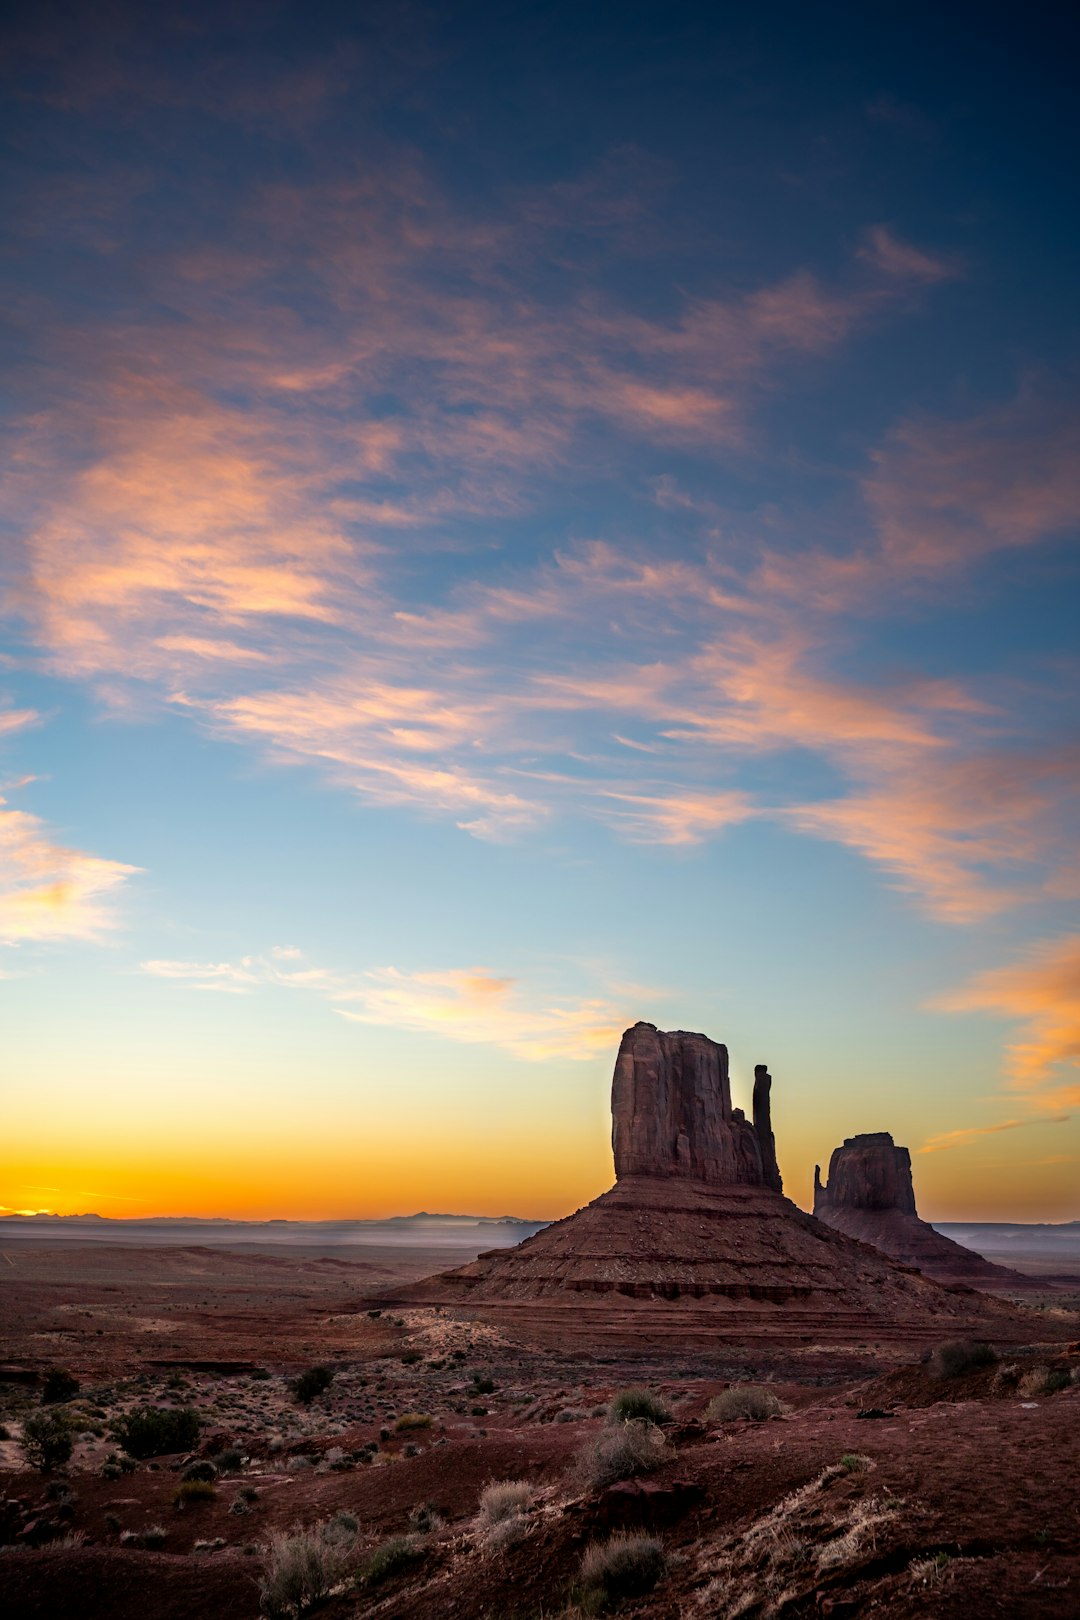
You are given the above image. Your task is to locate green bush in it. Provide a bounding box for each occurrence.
[41,1369,80,1405]
[363,1534,425,1586]
[929,1340,998,1380]
[606,1388,671,1426]
[113,1405,201,1458]
[706,1386,785,1423]
[292,1367,334,1405]
[173,1479,216,1508]
[580,1533,666,1604]
[21,1410,74,1472]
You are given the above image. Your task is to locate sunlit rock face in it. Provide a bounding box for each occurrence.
[814,1132,917,1216]
[611,1022,782,1191]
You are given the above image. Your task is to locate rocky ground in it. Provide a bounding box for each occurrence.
[1,1242,1079,1618]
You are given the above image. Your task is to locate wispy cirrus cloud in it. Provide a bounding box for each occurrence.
[857,225,960,284]
[3,110,1077,922]
[0,798,140,944]
[934,935,1080,1108]
[918,1115,1070,1153]
[140,950,639,1061]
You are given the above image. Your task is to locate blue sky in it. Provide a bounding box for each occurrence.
[1,0,1078,1219]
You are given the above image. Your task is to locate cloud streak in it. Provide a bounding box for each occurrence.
[935,935,1080,1108]
[141,951,637,1061]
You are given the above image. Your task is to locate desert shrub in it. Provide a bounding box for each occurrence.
[292,1367,334,1405]
[929,1340,998,1380]
[363,1534,424,1586]
[325,1510,359,1543]
[555,1407,579,1422]
[408,1502,444,1533]
[606,1388,671,1426]
[20,1409,74,1472]
[41,1369,80,1405]
[183,1459,217,1482]
[400,1351,422,1366]
[259,1523,353,1617]
[577,1420,666,1488]
[1018,1365,1070,1398]
[173,1479,216,1508]
[839,1453,871,1474]
[580,1534,667,1604]
[472,1375,496,1394]
[482,1513,529,1553]
[478,1479,532,1527]
[112,1404,201,1458]
[230,1495,252,1515]
[394,1412,433,1431]
[128,1523,168,1548]
[706,1385,784,1423]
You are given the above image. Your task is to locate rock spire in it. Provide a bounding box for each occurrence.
[610,1022,781,1190]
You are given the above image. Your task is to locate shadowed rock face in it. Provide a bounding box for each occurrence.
[814,1132,917,1215]
[388,1025,1036,1342]
[611,1022,782,1190]
[814,1131,1028,1288]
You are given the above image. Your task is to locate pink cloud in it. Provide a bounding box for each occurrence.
[934,934,1080,1107]
[857,225,960,284]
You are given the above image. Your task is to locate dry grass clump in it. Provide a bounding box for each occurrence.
[697,1467,900,1618]
[606,1388,671,1426]
[362,1534,425,1586]
[477,1478,533,1553]
[577,1419,666,1488]
[173,1479,216,1509]
[580,1534,666,1605]
[478,1479,532,1526]
[928,1339,997,1380]
[394,1412,433,1431]
[259,1519,357,1617]
[706,1386,786,1423]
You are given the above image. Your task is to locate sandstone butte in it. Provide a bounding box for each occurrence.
[393,1024,1038,1351]
[813,1131,1032,1289]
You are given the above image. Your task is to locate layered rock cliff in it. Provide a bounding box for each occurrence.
[390,1025,1034,1345]
[611,1022,782,1190]
[814,1132,1027,1290]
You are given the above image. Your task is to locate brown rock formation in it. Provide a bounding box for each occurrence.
[390,1024,1036,1347]
[611,1023,779,1188]
[814,1133,1029,1290]
[814,1132,916,1216]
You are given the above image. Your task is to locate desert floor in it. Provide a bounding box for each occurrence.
[1,1238,1078,1618]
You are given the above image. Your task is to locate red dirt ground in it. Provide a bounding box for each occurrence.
[2,1241,1078,1618]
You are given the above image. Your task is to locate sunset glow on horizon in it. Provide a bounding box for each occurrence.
[2,1,1078,1225]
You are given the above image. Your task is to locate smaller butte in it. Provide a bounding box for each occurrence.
[813,1132,1030,1290]
[389,1025,1041,1350]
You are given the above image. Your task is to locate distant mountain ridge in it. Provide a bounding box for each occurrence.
[0,1210,544,1226]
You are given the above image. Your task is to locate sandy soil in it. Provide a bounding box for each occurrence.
[1,1242,1078,1618]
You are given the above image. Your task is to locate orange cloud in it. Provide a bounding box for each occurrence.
[0,800,139,943]
[336,966,629,1061]
[934,934,1080,1107]
[140,950,638,1062]
[918,1116,1070,1153]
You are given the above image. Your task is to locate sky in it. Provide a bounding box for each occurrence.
[1,0,1078,1223]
